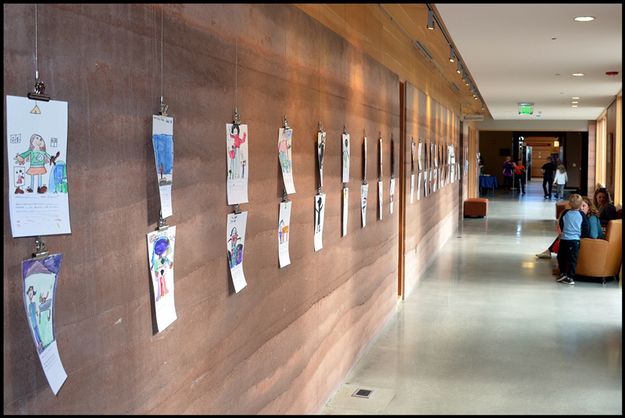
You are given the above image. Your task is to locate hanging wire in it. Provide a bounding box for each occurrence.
[34,3,39,81]
[235,37,238,112]
[160,7,163,103]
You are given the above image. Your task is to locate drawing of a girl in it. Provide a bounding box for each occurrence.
[229,124,247,179]
[227,227,240,267]
[15,134,51,194]
[151,237,173,301]
[26,286,43,352]
[278,130,291,173]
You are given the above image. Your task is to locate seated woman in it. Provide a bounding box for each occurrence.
[593,187,618,227]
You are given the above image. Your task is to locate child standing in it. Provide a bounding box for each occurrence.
[513,159,526,194]
[556,194,589,285]
[553,164,568,200]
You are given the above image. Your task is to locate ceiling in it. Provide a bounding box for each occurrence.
[435,3,622,121]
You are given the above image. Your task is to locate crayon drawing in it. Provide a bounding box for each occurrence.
[389,178,395,215]
[317,131,326,189]
[278,127,296,195]
[147,226,177,332]
[361,183,368,228]
[313,193,326,251]
[342,132,350,183]
[22,253,67,395]
[342,187,349,237]
[7,95,70,237]
[278,201,292,268]
[226,123,249,205]
[152,115,174,218]
[227,212,248,292]
[410,173,415,204]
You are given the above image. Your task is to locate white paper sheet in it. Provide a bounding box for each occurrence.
[342,187,349,237]
[314,193,326,251]
[378,180,383,220]
[389,178,395,215]
[226,123,249,205]
[342,132,350,183]
[361,183,368,228]
[152,115,174,218]
[278,127,296,195]
[147,226,177,332]
[410,173,415,204]
[7,96,70,238]
[416,172,422,201]
[278,201,292,268]
[227,212,248,292]
[22,254,67,395]
[317,131,326,189]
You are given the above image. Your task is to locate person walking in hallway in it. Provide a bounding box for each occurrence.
[553,164,568,200]
[513,158,526,194]
[502,156,514,191]
[541,156,556,199]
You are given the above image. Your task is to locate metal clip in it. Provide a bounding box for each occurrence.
[317,121,324,133]
[157,210,169,231]
[27,78,50,102]
[233,204,242,214]
[343,125,348,135]
[282,189,289,202]
[283,115,289,129]
[233,107,241,125]
[31,236,49,259]
[159,96,169,116]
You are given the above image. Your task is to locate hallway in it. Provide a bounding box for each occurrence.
[321,181,622,415]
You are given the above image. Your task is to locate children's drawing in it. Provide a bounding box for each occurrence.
[226,123,249,205]
[278,127,296,195]
[342,187,349,237]
[416,172,422,201]
[362,135,368,181]
[361,183,368,228]
[313,193,326,252]
[22,254,67,395]
[278,201,292,268]
[411,139,416,174]
[342,132,350,183]
[227,212,248,292]
[378,180,383,220]
[417,141,423,172]
[7,95,70,237]
[317,131,326,189]
[152,115,174,218]
[147,226,177,332]
[410,173,415,204]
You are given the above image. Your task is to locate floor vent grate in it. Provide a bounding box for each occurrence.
[352,388,373,399]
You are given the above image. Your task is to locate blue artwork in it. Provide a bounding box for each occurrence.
[153,133,173,185]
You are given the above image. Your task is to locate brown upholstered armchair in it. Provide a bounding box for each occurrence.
[576,219,622,284]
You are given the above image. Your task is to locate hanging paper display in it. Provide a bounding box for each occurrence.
[147,226,177,332]
[313,193,326,251]
[6,95,70,238]
[278,127,296,195]
[423,170,429,197]
[410,173,415,204]
[342,132,350,183]
[361,183,368,228]
[226,123,249,205]
[377,180,383,220]
[22,254,68,395]
[278,201,291,268]
[152,115,174,218]
[417,141,424,172]
[227,212,248,292]
[389,178,395,215]
[416,172,422,201]
[317,131,326,190]
[342,187,349,237]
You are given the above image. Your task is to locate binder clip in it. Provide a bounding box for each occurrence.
[283,115,289,129]
[31,236,49,259]
[233,107,241,126]
[233,204,242,214]
[27,76,50,102]
[159,96,169,116]
[282,189,290,203]
[157,210,169,231]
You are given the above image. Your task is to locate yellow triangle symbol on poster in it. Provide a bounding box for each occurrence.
[30,104,41,114]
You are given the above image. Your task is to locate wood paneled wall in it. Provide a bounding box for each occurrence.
[4,3,470,414]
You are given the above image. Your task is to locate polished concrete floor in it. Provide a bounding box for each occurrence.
[321,181,622,415]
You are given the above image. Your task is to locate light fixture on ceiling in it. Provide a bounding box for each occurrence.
[572,96,580,99]
[449,47,455,63]
[572,73,585,77]
[427,8,435,30]
[572,101,579,104]
[574,16,595,22]
[572,105,578,108]
[554,140,560,147]
[456,61,462,74]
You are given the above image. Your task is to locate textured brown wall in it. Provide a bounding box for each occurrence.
[402,83,462,296]
[3,4,400,414]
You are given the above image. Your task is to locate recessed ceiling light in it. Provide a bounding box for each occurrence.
[572,96,580,99]
[572,101,579,104]
[572,73,585,77]
[572,105,578,108]
[574,16,595,22]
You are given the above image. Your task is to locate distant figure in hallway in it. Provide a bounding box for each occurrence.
[556,194,589,285]
[553,164,568,200]
[513,158,526,194]
[502,156,514,190]
[541,157,556,199]
[593,187,618,228]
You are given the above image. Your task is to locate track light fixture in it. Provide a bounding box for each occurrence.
[456,61,462,74]
[427,8,435,30]
[449,47,455,63]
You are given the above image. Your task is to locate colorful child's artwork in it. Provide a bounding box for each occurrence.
[342,187,349,237]
[389,178,395,215]
[278,201,292,268]
[362,135,368,181]
[423,170,428,197]
[152,115,174,218]
[417,141,423,172]
[227,212,248,292]
[377,180,383,220]
[313,193,326,252]
[416,172,422,201]
[226,123,249,205]
[6,95,70,238]
[342,132,350,184]
[22,253,68,395]
[147,226,177,332]
[317,131,326,190]
[278,127,296,195]
[361,183,368,228]
[410,173,415,204]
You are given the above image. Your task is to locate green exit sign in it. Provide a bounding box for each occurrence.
[518,103,534,115]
